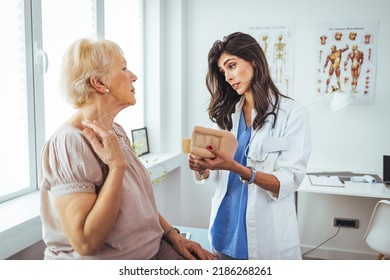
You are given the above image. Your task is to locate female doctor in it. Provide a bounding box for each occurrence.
[188,32,311,260]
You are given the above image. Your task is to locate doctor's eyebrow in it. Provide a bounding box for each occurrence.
[219,58,234,69]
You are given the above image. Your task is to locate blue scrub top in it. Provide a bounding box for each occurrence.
[211,112,251,259]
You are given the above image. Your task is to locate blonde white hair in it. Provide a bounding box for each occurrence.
[60,37,123,108]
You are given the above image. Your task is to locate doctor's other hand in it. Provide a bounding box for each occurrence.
[189,145,236,172]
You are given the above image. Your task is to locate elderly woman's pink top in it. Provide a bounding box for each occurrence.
[39,123,163,259]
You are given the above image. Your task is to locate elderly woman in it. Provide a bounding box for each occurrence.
[39,38,215,260]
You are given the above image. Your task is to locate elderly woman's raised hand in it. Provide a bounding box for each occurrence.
[82,119,125,171]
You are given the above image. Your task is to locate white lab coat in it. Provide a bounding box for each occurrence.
[196,96,311,259]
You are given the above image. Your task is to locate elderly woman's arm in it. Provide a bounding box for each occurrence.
[54,120,126,256]
[54,165,124,255]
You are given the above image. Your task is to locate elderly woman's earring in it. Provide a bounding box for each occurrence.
[105,88,110,93]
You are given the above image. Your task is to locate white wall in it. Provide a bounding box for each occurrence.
[182,0,390,172]
[297,192,380,259]
[158,0,390,259]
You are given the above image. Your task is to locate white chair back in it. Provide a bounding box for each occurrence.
[364,200,390,259]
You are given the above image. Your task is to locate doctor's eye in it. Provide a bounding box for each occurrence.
[228,63,236,70]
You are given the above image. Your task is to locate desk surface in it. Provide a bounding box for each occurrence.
[298,176,390,199]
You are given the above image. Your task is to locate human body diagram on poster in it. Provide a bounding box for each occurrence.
[248,24,295,96]
[316,21,378,104]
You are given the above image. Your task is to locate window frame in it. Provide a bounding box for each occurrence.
[0,0,40,203]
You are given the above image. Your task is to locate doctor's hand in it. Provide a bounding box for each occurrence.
[189,144,237,172]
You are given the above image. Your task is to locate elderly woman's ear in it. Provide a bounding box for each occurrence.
[89,76,108,94]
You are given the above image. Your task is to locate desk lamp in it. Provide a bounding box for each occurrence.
[307,89,356,111]
[329,92,356,111]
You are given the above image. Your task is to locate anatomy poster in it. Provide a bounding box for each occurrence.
[315,21,379,104]
[248,24,295,96]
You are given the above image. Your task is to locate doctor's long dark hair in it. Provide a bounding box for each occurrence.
[206,32,289,131]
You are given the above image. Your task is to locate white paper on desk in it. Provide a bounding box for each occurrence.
[308,175,344,187]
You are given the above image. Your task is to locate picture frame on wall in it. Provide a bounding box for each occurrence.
[131,127,149,156]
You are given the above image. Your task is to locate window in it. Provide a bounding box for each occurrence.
[104,0,144,134]
[0,0,33,200]
[41,0,97,138]
[0,0,144,203]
